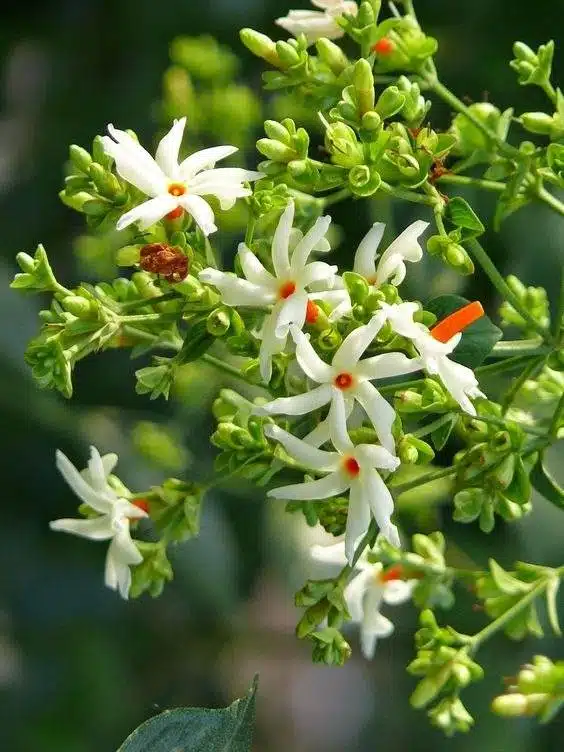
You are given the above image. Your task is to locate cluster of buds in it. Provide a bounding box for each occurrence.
[453,402,533,532]
[492,655,564,723]
[295,576,352,666]
[408,610,483,734]
[499,275,550,334]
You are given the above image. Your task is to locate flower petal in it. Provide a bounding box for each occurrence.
[383,579,416,605]
[332,312,386,370]
[179,145,238,179]
[355,351,423,382]
[310,289,352,322]
[50,516,115,540]
[344,569,373,623]
[116,195,177,232]
[257,384,333,417]
[179,194,217,236]
[103,124,167,195]
[56,449,112,514]
[258,304,287,382]
[189,167,264,192]
[272,202,294,278]
[374,220,428,286]
[353,222,385,279]
[275,290,308,338]
[380,301,424,340]
[302,397,354,447]
[82,446,111,492]
[433,357,483,416]
[155,117,186,178]
[290,215,332,271]
[268,471,349,501]
[237,243,276,287]
[355,443,400,472]
[291,326,333,383]
[298,261,338,288]
[199,268,275,307]
[327,389,354,454]
[361,610,394,659]
[344,478,372,564]
[311,541,347,566]
[264,423,340,471]
[353,380,397,453]
[276,10,344,42]
[360,467,399,547]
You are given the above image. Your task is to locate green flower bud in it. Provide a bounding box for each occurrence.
[15,252,36,274]
[276,40,301,69]
[353,59,375,116]
[317,328,342,352]
[69,144,93,174]
[207,307,231,337]
[519,111,555,135]
[263,120,292,145]
[361,111,382,132]
[240,28,280,67]
[132,271,160,299]
[315,38,349,75]
[375,86,406,119]
[324,122,363,168]
[343,271,370,304]
[61,295,95,319]
[491,693,529,717]
[256,138,296,163]
[349,165,381,196]
[395,389,424,413]
[450,103,502,155]
[116,245,142,266]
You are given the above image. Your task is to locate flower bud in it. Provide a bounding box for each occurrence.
[324,122,363,168]
[353,59,375,115]
[15,252,36,273]
[276,40,301,69]
[349,165,381,196]
[375,86,406,119]
[360,111,382,132]
[491,693,529,717]
[207,308,232,337]
[263,119,292,145]
[256,138,296,163]
[61,295,94,319]
[69,144,93,174]
[240,28,280,67]
[315,38,349,75]
[519,111,555,136]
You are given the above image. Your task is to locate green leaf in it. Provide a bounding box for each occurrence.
[530,452,564,509]
[117,676,258,752]
[424,294,502,367]
[447,197,485,237]
[431,414,458,450]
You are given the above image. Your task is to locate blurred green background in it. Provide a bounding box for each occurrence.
[2,1,564,750]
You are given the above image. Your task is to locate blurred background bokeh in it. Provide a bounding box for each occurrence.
[2,1,564,749]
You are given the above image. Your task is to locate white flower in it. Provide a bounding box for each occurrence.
[320,220,429,322]
[264,399,401,562]
[102,118,263,236]
[256,313,422,453]
[276,1,358,44]
[49,446,147,599]
[312,541,415,659]
[200,201,337,382]
[381,302,485,415]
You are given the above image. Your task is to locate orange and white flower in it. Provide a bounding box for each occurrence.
[265,399,400,561]
[381,301,485,415]
[312,541,416,658]
[102,118,263,236]
[276,1,358,44]
[49,446,147,599]
[256,313,421,452]
[200,201,337,382]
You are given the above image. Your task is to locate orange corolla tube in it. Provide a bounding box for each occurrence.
[430,301,485,343]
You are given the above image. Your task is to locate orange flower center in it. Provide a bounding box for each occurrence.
[379,564,405,583]
[168,182,187,197]
[279,281,297,299]
[372,37,394,55]
[306,299,320,324]
[343,456,361,477]
[334,372,354,390]
[128,498,150,520]
[430,301,485,343]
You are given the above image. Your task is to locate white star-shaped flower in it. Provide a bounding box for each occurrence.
[276,1,358,43]
[256,313,422,453]
[381,302,485,415]
[318,220,429,322]
[265,398,401,561]
[50,446,147,599]
[200,201,337,382]
[102,118,263,236]
[311,541,416,659]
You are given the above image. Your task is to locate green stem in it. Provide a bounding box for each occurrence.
[477,353,543,377]
[437,174,506,193]
[491,339,547,358]
[501,355,546,414]
[245,216,256,245]
[470,412,547,437]
[537,186,564,218]
[412,414,454,439]
[541,80,558,105]
[466,238,552,343]
[201,353,258,387]
[470,578,552,651]
[428,79,520,159]
[553,267,564,338]
[119,292,181,312]
[392,466,456,497]
[380,181,435,206]
[321,188,352,208]
[549,391,564,439]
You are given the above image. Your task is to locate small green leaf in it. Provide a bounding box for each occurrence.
[424,294,502,367]
[531,453,564,509]
[117,676,258,752]
[447,197,485,236]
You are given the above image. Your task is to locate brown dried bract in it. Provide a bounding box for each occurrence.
[139,243,188,283]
